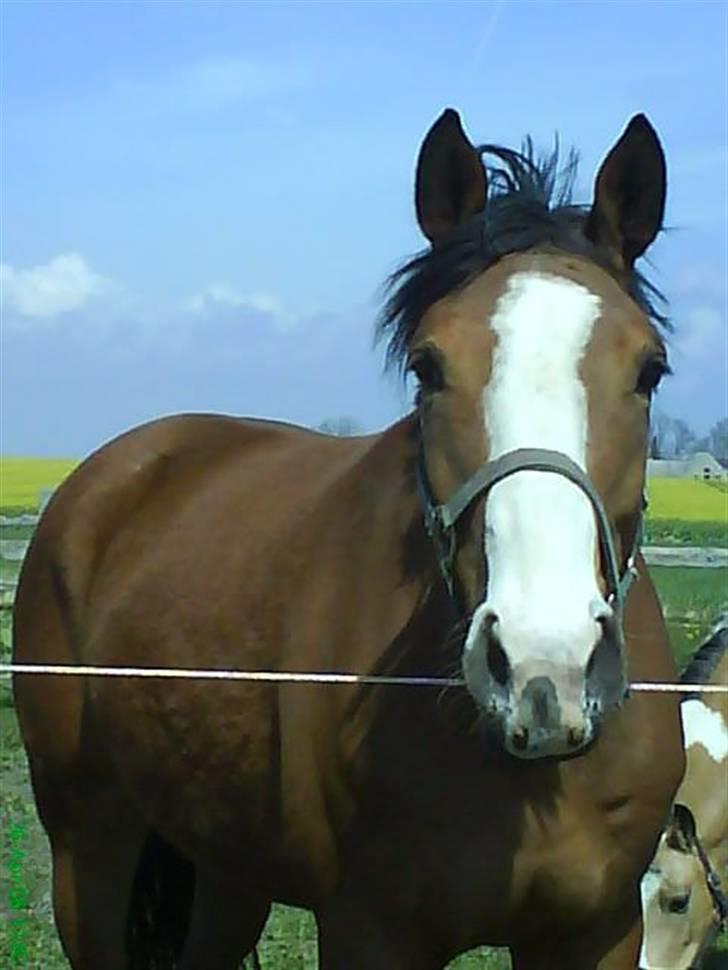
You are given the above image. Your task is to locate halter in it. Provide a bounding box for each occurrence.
[692,824,728,933]
[416,436,643,616]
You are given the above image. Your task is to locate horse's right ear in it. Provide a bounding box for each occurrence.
[415,109,487,244]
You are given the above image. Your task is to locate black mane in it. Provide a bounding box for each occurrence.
[681,615,727,691]
[377,138,669,371]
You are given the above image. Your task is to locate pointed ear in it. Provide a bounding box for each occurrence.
[666,803,697,852]
[585,114,666,268]
[415,109,487,243]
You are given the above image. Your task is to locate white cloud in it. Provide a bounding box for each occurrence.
[0,253,111,320]
[182,283,296,330]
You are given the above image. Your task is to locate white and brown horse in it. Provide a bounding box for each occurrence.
[13,109,684,969]
[641,619,728,969]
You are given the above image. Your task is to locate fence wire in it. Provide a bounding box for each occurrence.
[1,662,726,693]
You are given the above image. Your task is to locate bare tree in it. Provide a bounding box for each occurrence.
[672,418,698,456]
[650,411,699,459]
[706,417,728,465]
[317,417,362,437]
[650,411,675,459]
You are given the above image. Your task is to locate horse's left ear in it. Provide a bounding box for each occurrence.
[586,114,666,268]
[415,109,488,244]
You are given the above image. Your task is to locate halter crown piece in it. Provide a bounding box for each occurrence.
[416,440,643,617]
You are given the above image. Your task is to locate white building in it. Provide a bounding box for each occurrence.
[647,451,727,481]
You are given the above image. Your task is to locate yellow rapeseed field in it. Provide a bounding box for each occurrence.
[0,457,78,510]
[0,455,726,523]
[645,478,727,522]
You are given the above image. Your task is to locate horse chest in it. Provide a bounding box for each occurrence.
[512,816,621,917]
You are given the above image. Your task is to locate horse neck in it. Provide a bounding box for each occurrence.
[333,417,461,743]
[351,414,456,653]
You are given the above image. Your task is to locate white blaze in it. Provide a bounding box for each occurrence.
[639,864,663,969]
[471,272,607,662]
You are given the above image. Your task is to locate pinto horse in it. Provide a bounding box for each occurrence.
[640,620,728,969]
[13,109,685,969]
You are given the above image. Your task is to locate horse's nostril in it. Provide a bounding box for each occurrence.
[511,727,529,751]
[586,621,625,705]
[485,624,511,687]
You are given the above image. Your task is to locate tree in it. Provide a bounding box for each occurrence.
[672,418,698,457]
[317,417,362,437]
[650,412,675,459]
[706,417,728,465]
[650,412,699,459]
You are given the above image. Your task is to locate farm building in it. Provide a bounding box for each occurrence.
[647,451,727,481]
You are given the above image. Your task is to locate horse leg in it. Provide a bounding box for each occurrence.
[47,809,148,970]
[510,903,642,970]
[595,916,642,970]
[178,864,271,970]
[316,897,446,970]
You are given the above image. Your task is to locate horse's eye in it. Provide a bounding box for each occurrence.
[665,892,690,915]
[636,356,669,397]
[409,349,445,393]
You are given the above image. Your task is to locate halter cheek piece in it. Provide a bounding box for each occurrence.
[692,827,728,933]
[416,439,643,616]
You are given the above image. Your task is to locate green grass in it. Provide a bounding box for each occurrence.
[651,566,727,667]
[0,525,35,541]
[644,518,728,548]
[0,561,20,583]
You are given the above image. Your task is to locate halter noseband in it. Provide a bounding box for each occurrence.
[416,438,642,616]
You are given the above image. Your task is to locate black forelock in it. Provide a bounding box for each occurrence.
[376,137,669,373]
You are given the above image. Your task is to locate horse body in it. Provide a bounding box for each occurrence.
[13,108,686,969]
[640,626,728,969]
[15,410,681,968]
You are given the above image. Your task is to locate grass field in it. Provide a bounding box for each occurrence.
[643,479,727,547]
[1,457,726,518]
[645,477,728,522]
[0,458,77,513]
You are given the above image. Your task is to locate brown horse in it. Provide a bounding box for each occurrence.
[640,619,728,969]
[13,109,685,969]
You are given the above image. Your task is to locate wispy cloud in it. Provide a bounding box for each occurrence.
[0,253,114,321]
[183,282,281,317]
[1,283,406,454]
[672,305,725,366]
[180,282,309,336]
[113,55,312,120]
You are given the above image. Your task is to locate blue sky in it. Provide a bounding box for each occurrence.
[1,0,726,456]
